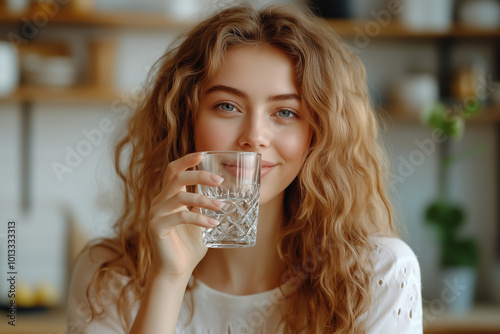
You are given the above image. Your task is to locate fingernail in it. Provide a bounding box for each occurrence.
[211,199,225,210]
[207,218,220,226]
[211,174,224,184]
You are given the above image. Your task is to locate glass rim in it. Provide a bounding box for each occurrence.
[197,151,261,157]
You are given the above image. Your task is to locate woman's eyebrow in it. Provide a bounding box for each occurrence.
[267,93,301,102]
[205,85,247,98]
[205,85,300,101]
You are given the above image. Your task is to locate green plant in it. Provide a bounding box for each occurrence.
[425,201,479,267]
[421,100,481,268]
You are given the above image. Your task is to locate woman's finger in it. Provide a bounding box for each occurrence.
[162,153,203,188]
[152,169,223,207]
[149,210,220,237]
[150,192,224,219]
[163,170,223,197]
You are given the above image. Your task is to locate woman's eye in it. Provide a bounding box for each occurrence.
[218,103,237,112]
[277,109,296,118]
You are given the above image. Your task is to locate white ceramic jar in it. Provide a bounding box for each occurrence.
[0,42,19,97]
[400,0,453,32]
[395,73,440,113]
[459,0,500,29]
[163,0,210,19]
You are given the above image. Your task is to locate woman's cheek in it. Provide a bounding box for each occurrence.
[194,118,233,152]
[279,130,310,160]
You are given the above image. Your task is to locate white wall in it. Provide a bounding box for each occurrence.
[0,103,21,208]
[384,121,498,302]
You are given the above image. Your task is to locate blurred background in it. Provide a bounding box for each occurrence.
[0,0,499,333]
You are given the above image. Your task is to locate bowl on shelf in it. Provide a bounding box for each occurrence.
[22,54,77,87]
[392,73,439,114]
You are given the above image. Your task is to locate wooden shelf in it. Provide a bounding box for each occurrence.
[424,304,500,334]
[383,105,500,123]
[0,307,65,334]
[327,19,500,38]
[0,304,498,334]
[0,9,193,29]
[0,86,119,103]
[1,9,500,36]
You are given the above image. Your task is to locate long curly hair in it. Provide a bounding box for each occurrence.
[85,4,397,333]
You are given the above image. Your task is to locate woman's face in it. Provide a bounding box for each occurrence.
[194,45,312,205]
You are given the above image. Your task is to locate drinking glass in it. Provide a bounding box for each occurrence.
[196,151,261,248]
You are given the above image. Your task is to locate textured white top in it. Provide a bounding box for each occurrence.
[66,236,423,333]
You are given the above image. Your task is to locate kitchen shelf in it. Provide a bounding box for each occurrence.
[1,9,500,37]
[327,19,500,38]
[0,307,65,334]
[1,303,498,334]
[424,304,500,334]
[0,8,193,29]
[384,105,500,123]
[0,86,118,103]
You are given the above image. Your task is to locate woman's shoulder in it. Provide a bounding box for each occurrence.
[364,236,423,332]
[66,240,131,332]
[369,235,419,268]
[71,240,126,279]
[68,240,127,301]
[368,235,421,286]
[70,239,133,295]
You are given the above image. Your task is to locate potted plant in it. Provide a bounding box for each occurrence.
[421,100,481,313]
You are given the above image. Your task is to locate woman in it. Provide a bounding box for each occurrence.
[67,4,422,333]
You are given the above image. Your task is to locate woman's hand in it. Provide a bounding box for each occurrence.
[147,153,224,283]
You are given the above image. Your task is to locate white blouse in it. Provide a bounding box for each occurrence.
[66,236,423,333]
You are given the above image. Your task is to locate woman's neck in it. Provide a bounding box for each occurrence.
[193,193,286,295]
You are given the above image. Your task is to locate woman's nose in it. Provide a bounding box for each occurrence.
[238,114,273,149]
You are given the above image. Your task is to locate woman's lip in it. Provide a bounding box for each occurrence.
[261,161,277,179]
[260,166,275,178]
[222,161,277,178]
[223,160,277,168]
[261,160,277,168]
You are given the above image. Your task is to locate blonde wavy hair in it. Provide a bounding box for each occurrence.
[85,4,397,333]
